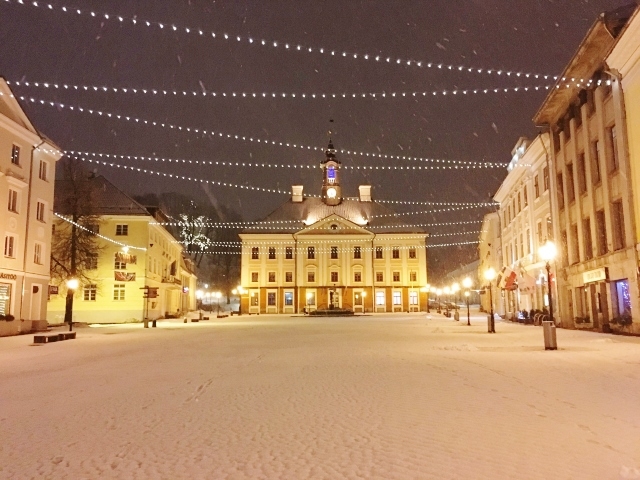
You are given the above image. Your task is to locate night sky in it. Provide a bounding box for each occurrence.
[0,0,630,279]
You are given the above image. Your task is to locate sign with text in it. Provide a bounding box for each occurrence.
[583,268,608,284]
[0,283,12,316]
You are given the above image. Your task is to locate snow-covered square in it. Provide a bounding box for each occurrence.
[2,312,640,479]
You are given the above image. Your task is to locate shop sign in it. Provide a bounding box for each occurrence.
[0,272,18,280]
[583,267,608,284]
[49,285,59,295]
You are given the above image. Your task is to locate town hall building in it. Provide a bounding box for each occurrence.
[239,141,429,314]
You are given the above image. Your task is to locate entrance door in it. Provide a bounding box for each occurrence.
[328,289,340,309]
[30,284,42,320]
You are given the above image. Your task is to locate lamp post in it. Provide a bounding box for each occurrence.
[539,240,557,324]
[462,276,473,326]
[306,292,312,314]
[484,267,497,333]
[436,288,442,313]
[64,278,79,332]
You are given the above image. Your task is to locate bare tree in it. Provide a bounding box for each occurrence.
[51,160,104,329]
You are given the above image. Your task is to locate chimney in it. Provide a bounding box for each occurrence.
[359,185,372,202]
[292,185,304,203]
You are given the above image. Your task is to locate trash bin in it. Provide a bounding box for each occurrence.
[542,321,557,350]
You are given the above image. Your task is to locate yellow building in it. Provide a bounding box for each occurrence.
[239,141,429,314]
[0,77,63,336]
[533,3,639,332]
[47,175,197,324]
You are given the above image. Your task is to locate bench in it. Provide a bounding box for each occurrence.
[33,332,77,344]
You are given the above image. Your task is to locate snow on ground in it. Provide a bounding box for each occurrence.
[1,310,640,479]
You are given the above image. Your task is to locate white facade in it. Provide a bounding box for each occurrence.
[493,134,553,318]
[477,212,501,314]
[0,78,62,336]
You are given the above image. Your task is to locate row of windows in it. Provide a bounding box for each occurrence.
[257,290,420,307]
[6,189,47,222]
[82,284,126,301]
[561,203,625,266]
[250,270,419,283]
[504,167,549,226]
[251,246,418,260]
[557,126,618,210]
[4,235,45,264]
[9,145,50,181]
[504,217,553,265]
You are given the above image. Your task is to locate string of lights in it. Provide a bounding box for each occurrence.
[154,219,483,229]
[0,93,527,169]
[11,94,501,167]
[182,239,480,255]
[7,79,565,99]
[67,153,496,208]
[54,213,147,251]
[171,231,479,248]
[4,0,570,81]
[64,149,507,170]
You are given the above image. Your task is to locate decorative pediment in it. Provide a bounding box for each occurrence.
[294,213,373,238]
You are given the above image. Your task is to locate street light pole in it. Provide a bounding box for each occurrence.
[484,268,496,333]
[463,276,472,326]
[64,278,79,332]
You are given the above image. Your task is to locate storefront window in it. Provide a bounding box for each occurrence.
[0,283,11,315]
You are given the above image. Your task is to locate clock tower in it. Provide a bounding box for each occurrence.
[321,139,342,206]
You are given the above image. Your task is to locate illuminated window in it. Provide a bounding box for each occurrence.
[251,293,259,306]
[83,284,97,301]
[375,291,385,305]
[284,292,293,306]
[409,291,418,305]
[11,145,20,165]
[113,284,125,301]
[393,291,401,305]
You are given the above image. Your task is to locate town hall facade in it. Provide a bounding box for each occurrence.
[239,141,429,314]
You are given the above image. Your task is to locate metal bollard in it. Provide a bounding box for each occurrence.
[542,321,557,350]
[152,319,157,328]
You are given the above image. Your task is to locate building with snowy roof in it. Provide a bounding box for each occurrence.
[238,140,429,314]
[47,173,197,324]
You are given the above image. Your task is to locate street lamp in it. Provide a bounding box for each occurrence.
[306,292,313,314]
[539,240,557,324]
[462,276,473,326]
[484,267,497,333]
[64,278,79,332]
[234,286,245,315]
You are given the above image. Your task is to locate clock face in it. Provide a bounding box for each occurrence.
[326,187,337,199]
